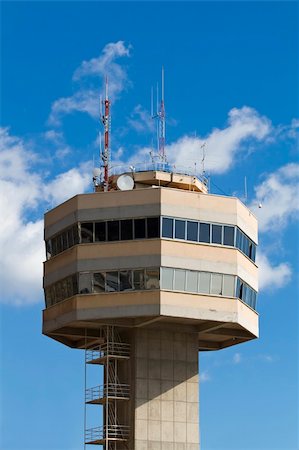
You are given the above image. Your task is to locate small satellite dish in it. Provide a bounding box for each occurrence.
[117,174,134,191]
[93,167,101,178]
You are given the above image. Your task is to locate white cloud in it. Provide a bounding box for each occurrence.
[0,127,91,306]
[127,104,155,134]
[257,252,292,291]
[49,41,131,126]
[124,106,272,174]
[249,163,299,232]
[233,353,242,364]
[200,370,210,382]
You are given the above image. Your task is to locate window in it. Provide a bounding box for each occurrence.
[222,275,235,297]
[223,226,235,246]
[174,269,186,291]
[186,270,198,293]
[67,228,74,248]
[119,271,133,291]
[93,273,105,293]
[212,225,222,245]
[46,240,52,259]
[145,268,159,289]
[72,274,78,296]
[81,223,93,243]
[62,231,68,251]
[120,219,133,240]
[133,270,145,290]
[199,223,210,243]
[66,276,73,297]
[187,221,198,242]
[162,217,173,238]
[56,235,63,254]
[107,221,119,241]
[106,271,119,291]
[147,217,160,238]
[199,272,211,294]
[73,225,80,245]
[95,222,106,241]
[161,267,174,290]
[211,273,222,295]
[175,220,186,240]
[79,272,92,294]
[134,218,146,239]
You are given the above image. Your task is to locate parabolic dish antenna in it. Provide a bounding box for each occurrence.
[93,167,101,178]
[117,174,134,191]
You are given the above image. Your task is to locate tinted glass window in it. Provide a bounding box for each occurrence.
[175,220,186,240]
[62,232,68,251]
[93,273,105,293]
[66,276,73,297]
[56,235,63,254]
[147,217,160,238]
[81,222,93,243]
[161,267,174,290]
[107,221,120,241]
[46,240,52,259]
[67,228,74,248]
[174,269,186,291]
[212,225,222,244]
[95,222,106,241]
[133,270,145,290]
[79,272,92,294]
[210,273,222,295]
[106,271,119,291]
[145,268,159,289]
[162,217,173,238]
[199,223,210,243]
[186,271,198,293]
[120,220,133,240]
[72,274,78,296]
[251,244,256,262]
[236,229,242,250]
[120,271,133,291]
[199,272,211,294]
[222,275,235,297]
[187,221,198,242]
[134,218,146,239]
[73,225,80,245]
[223,226,235,246]
[52,237,57,256]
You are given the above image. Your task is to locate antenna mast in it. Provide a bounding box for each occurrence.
[159,67,166,162]
[101,76,110,191]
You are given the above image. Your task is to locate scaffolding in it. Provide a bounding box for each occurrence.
[84,326,130,448]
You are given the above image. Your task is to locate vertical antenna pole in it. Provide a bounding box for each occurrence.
[101,76,110,192]
[159,66,166,162]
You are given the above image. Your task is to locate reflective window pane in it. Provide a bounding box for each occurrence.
[67,228,74,248]
[211,273,222,295]
[73,225,80,245]
[107,221,120,241]
[95,222,106,241]
[175,220,186,240]
[106,271,119,292]
[134,218,146,239]
[162,217,173,238]
[236,229,242,250]
[174,269,186,291]
[62,231,68,251]
[133,270,145,290]
[222,275,235,297]
[60,278,68,300]
[199,272,211,294]
[93,273,105,293]
[223,226,235,246]
[79,272,92,294]
[66,276,73,297]
[187,221,198,242]
[46,240,52,259]
[52,237,57,256]
[120,220,133,240]
[161,267,174,290]
[147,217,160,238]
[186,271,198,293]
[81,222,93,243]
[145,268,160,289]
[212,225,222,244]
[199,223,210,243]
[56,235,63,254]
[251,244,256,262]
[119,271,133,291]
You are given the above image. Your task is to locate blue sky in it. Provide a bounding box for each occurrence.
[0,1,298,450]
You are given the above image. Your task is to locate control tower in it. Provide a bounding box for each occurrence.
[43,166,258,450]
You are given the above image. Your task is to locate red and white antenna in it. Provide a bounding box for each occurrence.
[101,76,111,191]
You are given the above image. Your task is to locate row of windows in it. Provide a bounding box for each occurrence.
[46,217,257,262]
[45,267,257,311]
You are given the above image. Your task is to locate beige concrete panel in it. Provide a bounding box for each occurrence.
[149,339,161,359]
[148,442,162,450]
[186,424,199,444]
[136,399,148,420]
[174,422,187,443]
[136,378,148,399]
[161,401,174,421]
[174,401,187,422]
[186,445,200,450]
[161,421,174,442]
[136,358,148,379]
[174,340,187,361]
[173,361,187,382]
[161,360,174,380]
[135,440,148,450]
[149,359,161,379]
[148,420,161,441]
[45,196,78,227]
[174,443,186,450]
[161,381,174,401]
[174,382,186,402]
[148,379,161,400]
[186,383,198,403]
[237,300,259,337]
[161,339,174,360]
[186,362,198,384]
[136,419,148,440]
[186,403,199,423]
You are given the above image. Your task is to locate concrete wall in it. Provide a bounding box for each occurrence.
[133,329,199,450]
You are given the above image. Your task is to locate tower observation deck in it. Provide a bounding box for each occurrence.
[43,166,258,449]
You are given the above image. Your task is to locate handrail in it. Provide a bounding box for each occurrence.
[85,383,130,402]
[85,424,130,442]
[86,342,130,362]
